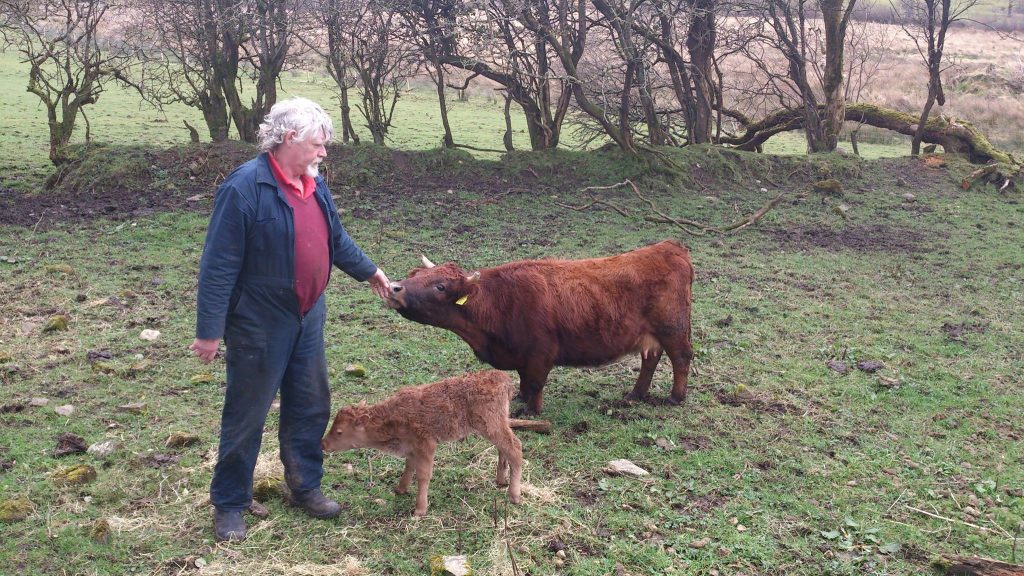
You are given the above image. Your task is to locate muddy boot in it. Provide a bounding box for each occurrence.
[292,489,342,519]
[213,508,247,541]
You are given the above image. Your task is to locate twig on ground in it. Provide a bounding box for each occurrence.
[906,504,995,534]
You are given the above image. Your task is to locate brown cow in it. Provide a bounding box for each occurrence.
[321,370,523,516]
[385,240,695,414]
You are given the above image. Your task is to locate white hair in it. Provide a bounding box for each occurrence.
[257,97,334,152]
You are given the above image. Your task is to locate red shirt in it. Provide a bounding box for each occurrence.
[268,153,329,315]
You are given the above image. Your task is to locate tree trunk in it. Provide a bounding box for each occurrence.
[936,555,1024,576]
[721,102,1016,165]
[503,94,515,151]
[432,60,455,148]
[686,0,716,144]
[819,0,852,152]
[912,89,937,156]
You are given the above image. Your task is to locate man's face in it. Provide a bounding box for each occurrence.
[282,128,328,178]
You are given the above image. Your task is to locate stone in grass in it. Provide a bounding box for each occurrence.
[117,402,146,414]
[55,404,75,417]
[253,477,288,503]
[54,432,88,457]
[826,360,849,374]
[90,518,112,544]
[165,432,200,449]
[139,329,161,341]
[29,398,49,407]
[856,360,885,373]
[344,363,367,377]
[0,498,35,522]
[813,179,844,197]
[603,459,650,477]
[43,315,70,333]
[429,554,471,576]
[88,439,122,458]
[53,464,97,486]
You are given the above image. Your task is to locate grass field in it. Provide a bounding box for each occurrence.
[1,142,1023,575]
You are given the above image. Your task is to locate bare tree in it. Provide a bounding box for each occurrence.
[891,0,977,156]
[1,0,136,164]
[301,0,361,143]
[347,0,420,145]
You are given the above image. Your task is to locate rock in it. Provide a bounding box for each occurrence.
[813,179,844,197]
[43,315,70,333]
[117,402,146,414]
[29,398,49,407]
[54,432,88,457]
[165,432,200,449]
[139,329,161,341]
[902,193,917,203]
[896,177,908,187]
[253,477,287,502]
[826,360,849,374]
[856,360,885,373]
[90,518,111,544]
[556,549,566,560]
[54,404,75,417]
[832,203,850,218]
[603,459,650,477]
[429,555,471,576]
[654,437,675,451]
[127,359,153,374]
[53,464,97,486]
[0,498,35,522]
[344,363,367,377]
[87,439,122,458]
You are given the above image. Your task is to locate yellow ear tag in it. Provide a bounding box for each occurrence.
[455,295,469,306]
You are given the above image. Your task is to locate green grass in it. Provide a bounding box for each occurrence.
[1,144,1023,575]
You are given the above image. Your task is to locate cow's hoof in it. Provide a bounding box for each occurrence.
[665,395,686,406]
[623,391,648,402]
[394,486,409,495]
[512,406,540,418]
[496,479,509,488]
[412,508,427,517]
[508,493,521,504]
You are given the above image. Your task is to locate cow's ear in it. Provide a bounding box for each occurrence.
[420,255,436,268]
[465,271,480,283]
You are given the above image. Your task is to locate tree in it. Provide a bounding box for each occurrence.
[891,0,977,156]
[301,0,361,143]
[1,0,136,164]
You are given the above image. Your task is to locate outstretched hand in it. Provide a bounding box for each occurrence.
[367,268,391,300]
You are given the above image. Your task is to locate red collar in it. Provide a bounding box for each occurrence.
[267,152,316,200]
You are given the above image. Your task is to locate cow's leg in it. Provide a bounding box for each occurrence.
[412,442,437,516]
[517,363,552,415]
[625,346,663,401]
[396,458,414,494]
[660,332,694,405]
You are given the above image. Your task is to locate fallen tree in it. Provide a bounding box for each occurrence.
[720,103,1017,166]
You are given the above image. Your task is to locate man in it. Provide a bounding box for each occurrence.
[190,97,390,542]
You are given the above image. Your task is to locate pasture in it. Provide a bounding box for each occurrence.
[1,22,1024,575]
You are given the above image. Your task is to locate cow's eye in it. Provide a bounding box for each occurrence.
[435,284,446,292]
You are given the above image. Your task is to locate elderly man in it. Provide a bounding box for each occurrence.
[190,97,390,542]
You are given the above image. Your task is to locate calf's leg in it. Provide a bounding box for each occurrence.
[412,443,436,516]
[484,425,522,504]
[396,459,414,494]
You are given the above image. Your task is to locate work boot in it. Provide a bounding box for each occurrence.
[292,489,342,519]
[213,508,247,542]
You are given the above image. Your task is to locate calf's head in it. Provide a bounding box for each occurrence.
[321,403,372,452]
[385,256,480,326]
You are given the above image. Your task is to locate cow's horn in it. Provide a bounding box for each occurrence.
[420,255,436,268]
[466,271,480,282]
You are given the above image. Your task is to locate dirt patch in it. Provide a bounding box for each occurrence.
[941,321,988,342]
[714,388,802,415]
[766,224,931,253]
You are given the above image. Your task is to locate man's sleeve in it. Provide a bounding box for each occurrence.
[324,190,377,281]
[196,185,251,340]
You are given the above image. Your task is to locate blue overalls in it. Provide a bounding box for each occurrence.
[196,153,377,512]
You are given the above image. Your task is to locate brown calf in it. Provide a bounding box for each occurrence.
[321,370,523,516]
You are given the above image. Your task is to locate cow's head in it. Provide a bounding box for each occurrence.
[385,255,480,326]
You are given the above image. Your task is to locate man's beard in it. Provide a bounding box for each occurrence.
[305,163,320,178]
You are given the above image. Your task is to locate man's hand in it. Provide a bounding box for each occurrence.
[367,268,391,300]
[190,338,220,364]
